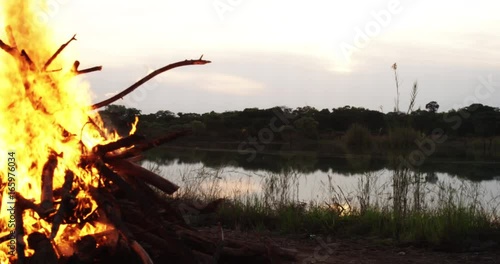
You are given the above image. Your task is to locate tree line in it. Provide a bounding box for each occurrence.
[98,103,500,140]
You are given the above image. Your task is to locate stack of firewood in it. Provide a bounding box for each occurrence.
[0,31,297,263]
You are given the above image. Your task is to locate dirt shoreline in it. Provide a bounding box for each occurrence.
[200,227,500,263]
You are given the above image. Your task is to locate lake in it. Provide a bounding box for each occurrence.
[141,148,500,212]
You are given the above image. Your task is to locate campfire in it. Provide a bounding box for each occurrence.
[0,1,296,264]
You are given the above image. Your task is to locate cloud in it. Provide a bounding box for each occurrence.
[201,73,265,96]
[159,72,266,96]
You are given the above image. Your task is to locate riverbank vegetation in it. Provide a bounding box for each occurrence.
[153,164,500,251]
[98,102,500,161]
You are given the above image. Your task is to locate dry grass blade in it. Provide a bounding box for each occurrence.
[407,81,418,114]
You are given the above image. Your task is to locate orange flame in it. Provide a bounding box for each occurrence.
[0,1,124,262]
[129,116,139,136]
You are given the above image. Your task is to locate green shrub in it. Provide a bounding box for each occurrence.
[388,127,421,150]
[343,124,373,151]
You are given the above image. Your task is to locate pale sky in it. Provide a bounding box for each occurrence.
[42,0,500,114]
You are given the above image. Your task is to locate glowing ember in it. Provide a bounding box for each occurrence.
[0,1,122,262]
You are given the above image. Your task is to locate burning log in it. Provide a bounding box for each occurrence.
[27,232,58,264]
[15,202,26,264]
[90,187,155,264]
[41,153,58,212]
[104,130,191,161]
[130,241,154,264]
[50,170,75,239]
[116,180,188,227]
[126,223,198,263]
[15,193,53,219]
[68,235,97,264]
[93,134,146,156]
[108,159,179,195]
[95,161,149,206]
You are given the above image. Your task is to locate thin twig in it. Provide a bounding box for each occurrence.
[71,60,102,75]
[44,34,77,70]
[91,58,211,109]
[74,65,103,75]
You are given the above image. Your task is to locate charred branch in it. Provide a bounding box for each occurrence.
[44,34,76,71]
[15,202,26,264]
[91,59,211,109]
[91,188,153,264]
[130,241,154,264]
[0,39,15,56]
[95,162,142,203]
[117,176,187,226]
[105,130,190,161]
[75,66,103,75]
[15,193,55,219]
[91,188,131,239]
[70,235,98,264]
[0,233,10,244]
[71,60,102,75]
[125,220,197,263]
[41,153,58,211]
[27,232,58,264]
[108,159,179,195]
[0,36,34,71]
[20,49,36,71]
[93,134,146,156]
[50,170,75,239]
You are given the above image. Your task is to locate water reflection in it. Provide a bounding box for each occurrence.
[143,148,500,181]
[140,148,500,214]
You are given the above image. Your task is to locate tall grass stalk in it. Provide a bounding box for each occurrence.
[392,63,400,112]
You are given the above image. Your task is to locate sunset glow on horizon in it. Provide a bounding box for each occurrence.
[38,0,500,114]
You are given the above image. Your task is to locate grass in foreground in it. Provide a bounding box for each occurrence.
[215,198,500,249]
[151,163,500,250]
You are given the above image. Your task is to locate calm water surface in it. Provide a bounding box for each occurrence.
[141,150,500,210]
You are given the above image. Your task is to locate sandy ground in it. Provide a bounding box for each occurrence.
[200,227,500,263]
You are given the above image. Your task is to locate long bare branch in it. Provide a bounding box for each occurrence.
[91,58,211,109]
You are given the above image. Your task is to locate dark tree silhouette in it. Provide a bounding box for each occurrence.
[425,101,439,113]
